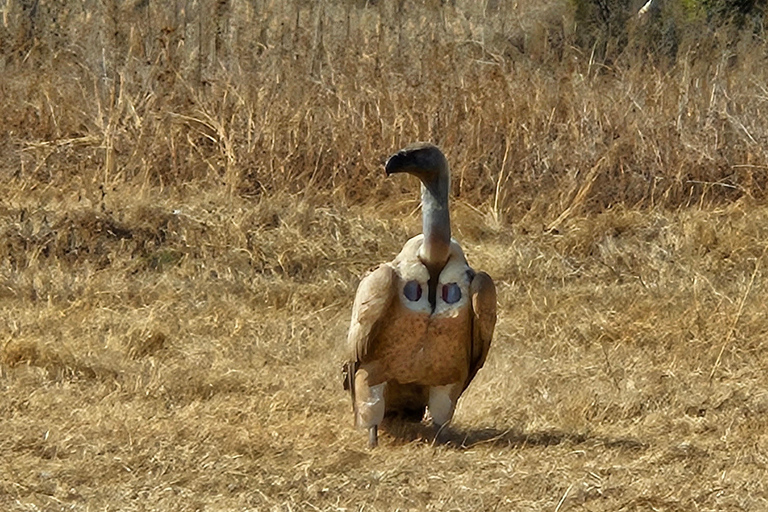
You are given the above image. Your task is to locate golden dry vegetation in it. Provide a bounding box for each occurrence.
[2,0,768,510]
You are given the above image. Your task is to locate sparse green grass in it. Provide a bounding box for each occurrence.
[2,1,768,510]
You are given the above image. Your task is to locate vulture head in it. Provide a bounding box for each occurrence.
[384,142,452,278]
[385,142,449,186]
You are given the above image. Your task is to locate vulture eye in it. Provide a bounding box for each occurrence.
[442,283,461,304]
[403,280,422,302]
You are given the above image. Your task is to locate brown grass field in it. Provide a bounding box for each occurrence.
[2,0,768,510]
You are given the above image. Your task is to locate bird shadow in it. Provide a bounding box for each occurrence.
[381,417,648,452]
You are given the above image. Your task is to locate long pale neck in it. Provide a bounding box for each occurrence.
[419,176,451,275]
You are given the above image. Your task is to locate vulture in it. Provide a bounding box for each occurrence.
[343,142,497,447]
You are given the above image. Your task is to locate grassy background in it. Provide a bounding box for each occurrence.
[2,0,768,510]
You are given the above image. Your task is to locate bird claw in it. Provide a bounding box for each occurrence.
[432,422,450,446]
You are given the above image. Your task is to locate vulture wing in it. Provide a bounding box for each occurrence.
[465,271,497,389]
[343,264,397,398]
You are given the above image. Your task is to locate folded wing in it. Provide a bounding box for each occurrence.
[343,265,397,399]
[465,271,497,389]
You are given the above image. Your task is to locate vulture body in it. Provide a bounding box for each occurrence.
[344,143,497,447]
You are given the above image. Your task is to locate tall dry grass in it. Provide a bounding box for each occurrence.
[2,1,768,510]
[2,0,767,215]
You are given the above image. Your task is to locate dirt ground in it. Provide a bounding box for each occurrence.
[2,190,768,511]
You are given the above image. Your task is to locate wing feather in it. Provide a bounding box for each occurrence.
[465,271,497,389]
[343,264,397,405]
[347,264,397,363]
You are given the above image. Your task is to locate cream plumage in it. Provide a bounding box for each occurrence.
[344,143,497,447]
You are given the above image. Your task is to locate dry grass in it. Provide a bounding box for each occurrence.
[2,0,768,510]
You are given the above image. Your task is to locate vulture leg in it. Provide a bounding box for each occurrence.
[354,368,386,448]
[428,384,460,428]
[429,384,461,445]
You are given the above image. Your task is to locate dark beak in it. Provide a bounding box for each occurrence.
[385,151,413,176]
